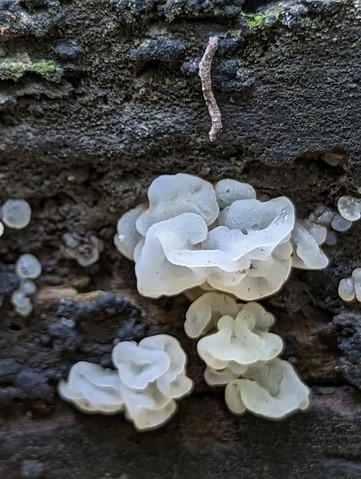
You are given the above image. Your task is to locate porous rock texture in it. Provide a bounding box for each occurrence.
[0,0,361,477]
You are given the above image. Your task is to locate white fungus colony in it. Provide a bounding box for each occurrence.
[185,292,309,419]
[58,334,193,431]
[338,268,361,303]
[62,233,104,267]
[114,174,329,301]
[11,254,42,316]
[0,199,41,316]
[110,174,317,422]
[61,175,360,427]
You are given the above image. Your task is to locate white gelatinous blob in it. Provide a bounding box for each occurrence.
[308,206,334,226]
[337,196,361,222]
[214,179,256,209]
[352,268,361,302]
[217,197,295,255]
[301,220,328,245]
[112,341,170,390]
[15,254,42,279]
[2,199,31,229]
[207,255,292,301]
[0,222,4,237]
[291,222,329,270]
[135,213,209,297]
[338,277,355,302]
[136,174,219,235]
[114,204,147,260]
[225,358,310,419]
[204,365,246,386]
[63,233,80,249]
[197,303,283,370]
[325,230,337,246]
[11,290,33,316]
[20,279,37,295]
[120,381,178,431]
[331,214,353,232]
[58,335,193,430]
[184,292,241,339]
[58,362,124,414]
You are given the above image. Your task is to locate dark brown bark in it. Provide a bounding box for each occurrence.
[0,0,360,477]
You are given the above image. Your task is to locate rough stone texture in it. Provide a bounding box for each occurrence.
[0,0,361,477]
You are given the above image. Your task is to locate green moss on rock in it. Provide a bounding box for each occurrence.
[241,10,280,31]
[0,54,63,82]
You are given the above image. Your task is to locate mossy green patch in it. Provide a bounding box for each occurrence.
[241,10,280,31]
[0,54,63,82]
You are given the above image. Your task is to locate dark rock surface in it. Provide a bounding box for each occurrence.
[0,0,360,477]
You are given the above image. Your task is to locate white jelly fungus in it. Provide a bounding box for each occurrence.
[185,292,309,419]
[58,334,193,431]
[16,253,42,279]
[114,174,328,301]
[338,268,361,303]
[224,358,310,419]
[337,196,361,222]
[1,199,31,229]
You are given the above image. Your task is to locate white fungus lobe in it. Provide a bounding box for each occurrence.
[2,199,31,229]
[185,292,310,419]
[338,277,356,302]
[338,268,361,303]
[58,334,193,431]
[330,214,352,232]
[337,196,361,222]
[224,358,310,419]
[15,254,42,279]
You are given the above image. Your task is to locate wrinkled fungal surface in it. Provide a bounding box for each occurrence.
[0,0,361,477]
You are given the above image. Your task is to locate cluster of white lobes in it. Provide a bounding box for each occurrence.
[59,174,319,430]
[0,199,41,316]
[114,174,329,299]
[58,334,193,431]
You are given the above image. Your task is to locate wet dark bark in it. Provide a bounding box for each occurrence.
[0,0,360,477]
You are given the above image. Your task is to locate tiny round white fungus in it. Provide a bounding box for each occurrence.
[352,268,361,302]
[325,230,337,246]
[11,290,33,316]
[16,254,42,279]
[337,196,361,222]
[2,199,31,229]
[338,277,355,302]
[20,279,37,295]
[331,214,352,232]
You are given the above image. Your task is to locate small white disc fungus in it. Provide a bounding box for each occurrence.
[63,234,104,267]
[330,214,352,232]
[224,358,310,419]
[338,277,355,302]
[11,290,33,317]
[1,199,31,229]
[352,268,361,302]
[58,334,193,431]
[20,279,37,295]
[15,254,42,279]
[338,268,361,303]
[337,196,361,222]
